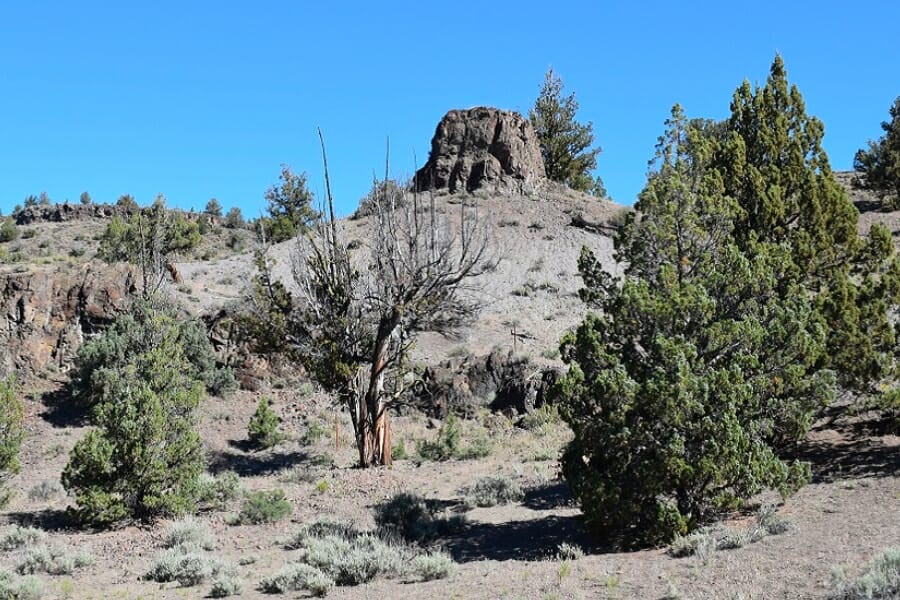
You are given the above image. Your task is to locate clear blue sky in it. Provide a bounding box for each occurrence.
[1,1,898,217]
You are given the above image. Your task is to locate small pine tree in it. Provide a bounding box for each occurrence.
[248,397,282,450]
[854,96,900,210]
[116,194,139,212]
[529,68,601,192]
[0,377,25,508]
[23,195,38,208]
[79,191,92,205]
[205,198,223,217]
[224,207,245,229]
[38,192,51,206]
[263,165,318,242]
[62,337,206,525]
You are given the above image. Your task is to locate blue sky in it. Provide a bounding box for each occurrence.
[1,1,898,217]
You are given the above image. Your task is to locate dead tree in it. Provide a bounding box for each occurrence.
[291,133,494,467]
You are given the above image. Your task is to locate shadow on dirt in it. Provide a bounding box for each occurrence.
[39,386,91,428]
[791,437,899,483]
[445,514,596,562]
[3,509,74,532]
[522,480,574,511]
[207,446,313,477]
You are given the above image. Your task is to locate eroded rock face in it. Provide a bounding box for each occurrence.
[0,265,135,376]
[415,107,546,194]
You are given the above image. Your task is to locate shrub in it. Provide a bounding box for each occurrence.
[210,573,243,597]
[0,569,43,600]
[27,480,64,503]
[668,505,791,558]
[830,547,900,599]
[164,517,214,551]
[413,552,456,581]
[0,526,46,551]
[71,300,235,408]
[236,490,291,525]
[519,403,560,432]
[0,378,24,508]
[556,542,585,561]
[0,220,18,243]
[461,476,524,508]
[417,414,490,461]
[62,334,206,525]
[144,545,232,587]
[374,492,465,543]
[197,471,242,510]
[16,545,93,576]
[248,397,283,450]
[259,563,334,596]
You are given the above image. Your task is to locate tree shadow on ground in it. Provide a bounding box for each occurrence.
[207,446,313,477]
[444,514,600,562]
[522,480,574,511]
[789,437,899,483]
[39,386,90,428]
[3,509,74,533]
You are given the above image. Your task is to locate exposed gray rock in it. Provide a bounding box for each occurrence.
[415,107,546,194]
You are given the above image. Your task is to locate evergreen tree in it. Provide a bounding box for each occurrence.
[529,68,601,192]
[263,165,318,243]
[205,198,223,217]
[248,397,283,450]
[0,377,24,508]
[62,329,206,524]
[224,206,245,229]
[555,57,900,547]
[79,191,92,205]
[854,96,900,209]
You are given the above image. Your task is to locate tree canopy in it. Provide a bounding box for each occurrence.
[855,96,900,210]
[529,69,601,193]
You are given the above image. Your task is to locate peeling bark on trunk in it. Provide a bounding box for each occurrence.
[361,307,400,467]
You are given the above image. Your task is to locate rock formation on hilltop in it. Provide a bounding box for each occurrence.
[415,107,546,194]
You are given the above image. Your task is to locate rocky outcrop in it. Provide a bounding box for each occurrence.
[415,107,546,194]
[414,349,560,417]
[14,203,129,225]
[0,265,135,376]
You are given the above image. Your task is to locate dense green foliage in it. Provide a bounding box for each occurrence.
[261,165,318,243]
[247,397,283,450]
[71,300,235,408]
[0,220,18,243]
[98,197,201,264]
[529,68,601,192]
[236,489,292,524]
[855,96,900,209]
[0,378,24,508]
[224,206,245,229]
[555,56,900,547]
[204,198,223,217]
[62,325,206,525]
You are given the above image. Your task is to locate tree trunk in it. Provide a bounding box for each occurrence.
[360,307,400,467]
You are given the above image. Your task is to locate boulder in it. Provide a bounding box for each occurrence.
[415,107,546,194]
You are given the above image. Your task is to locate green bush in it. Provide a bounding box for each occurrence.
[830,547,900,599]
[413,552,456,581]
[417,414,491,461]
[235,489,291,525]
[248,397,283,450]
[0,526,46,551]
[259,563,334,596]
[0,569,43,600]
[210,573,243,597]
[461,476,524,508]
[0,378,24,508]
[373,492,465,543]
[71,300,235,408]
[197,471,242,510]
[15,544,93,576]
[164,517,214,551]
[62,335,206,525]
[0,220,18,243]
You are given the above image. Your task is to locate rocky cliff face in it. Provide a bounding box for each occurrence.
[415,107,546,194]
[0,265,134,376]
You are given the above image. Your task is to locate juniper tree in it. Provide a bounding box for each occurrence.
[854,96,900,210]
[205,198,223,217]
[0,377,24,508]
[263,165,319,243]
[63,328,206,524]
[529,68,601,192]
[555,57,900,547]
